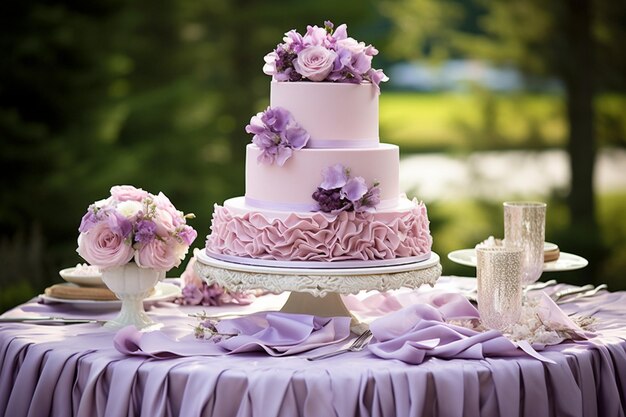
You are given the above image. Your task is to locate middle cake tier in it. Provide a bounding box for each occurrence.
[245,143,400,211]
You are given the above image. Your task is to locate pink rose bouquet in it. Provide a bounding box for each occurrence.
[262,20,388,92]
[77,185,197,271]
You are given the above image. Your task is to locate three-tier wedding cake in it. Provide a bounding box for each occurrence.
[205,21,432,267]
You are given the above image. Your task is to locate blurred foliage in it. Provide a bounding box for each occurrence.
[422,192,626,292]
[0,0,624,311]
[382,0,626,292]
[381,0,625,91]
[381,91,626,153]
[0,0,382,310]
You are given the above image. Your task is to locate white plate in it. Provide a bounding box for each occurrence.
[447,249,588,272]
[59,267,104,287]
[39,282,181,311]
[196,249,441,276]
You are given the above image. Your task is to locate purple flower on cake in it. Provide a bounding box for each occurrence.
[77,185,197,271]
[312,164,381,213]
[245,106,310,166]
[262,21,389,92]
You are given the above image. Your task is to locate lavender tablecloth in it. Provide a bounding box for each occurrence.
[1,276,625,417]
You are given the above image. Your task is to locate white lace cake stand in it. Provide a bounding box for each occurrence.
[194,249,442,331]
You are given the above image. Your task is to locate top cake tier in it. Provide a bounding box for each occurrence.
[270,81,379,149]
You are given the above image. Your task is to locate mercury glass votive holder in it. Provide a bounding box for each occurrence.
[503,201,546,286]
[476,246,524,331]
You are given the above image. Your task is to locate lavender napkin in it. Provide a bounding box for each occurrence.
[114,312,351,358]
[215,312,351,355]
[368,292,557,364]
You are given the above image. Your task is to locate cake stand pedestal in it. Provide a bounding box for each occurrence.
[194,250,442,333]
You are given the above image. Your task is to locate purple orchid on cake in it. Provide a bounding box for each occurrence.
[312,164,381,213]
[263,21,388,92]
[245,106,310,166]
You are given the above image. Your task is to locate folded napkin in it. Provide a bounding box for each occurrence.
[215,312,351,355]
[366,292,582,364]
[114,312,351,358]
[44,283,118,301]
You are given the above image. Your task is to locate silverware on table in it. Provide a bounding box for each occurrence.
[556,284,608,304]
[307,329,373,361]
[551,284,595,302]
[524,279,558,292]
[0,316,104,325]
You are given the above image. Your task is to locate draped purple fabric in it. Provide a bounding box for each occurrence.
[0,276,624,417]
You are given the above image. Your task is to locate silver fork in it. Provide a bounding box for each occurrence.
[556,284,608,304]
[307,330,373,361]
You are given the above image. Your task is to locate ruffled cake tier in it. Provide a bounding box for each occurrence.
[205,196,432,264]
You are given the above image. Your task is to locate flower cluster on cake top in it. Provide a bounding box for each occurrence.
[263,21,388,91]
[245,106,310,166]
[77,185,197,271]
[312,164,381,213]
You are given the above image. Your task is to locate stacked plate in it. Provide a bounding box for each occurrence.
[448,242,588,272]
[39,264,180,310]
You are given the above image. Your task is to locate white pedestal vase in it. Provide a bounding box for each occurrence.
[101,263,166,330]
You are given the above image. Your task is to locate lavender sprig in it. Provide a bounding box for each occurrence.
[190,313,239,341]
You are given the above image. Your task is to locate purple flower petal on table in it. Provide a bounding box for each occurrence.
[181,284,204,305]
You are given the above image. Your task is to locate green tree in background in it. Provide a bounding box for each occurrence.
[0,0,380,309]
[382,0,626,281]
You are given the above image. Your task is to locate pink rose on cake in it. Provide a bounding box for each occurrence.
[77,185,197,271]
[262,21,388,91]
[293,46,337,82]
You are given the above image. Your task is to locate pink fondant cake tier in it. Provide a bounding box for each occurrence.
[246,143,399,211]
[205,196,432,264]
[270,81,378,148]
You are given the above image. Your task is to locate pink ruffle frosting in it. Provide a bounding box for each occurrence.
[205,200,432,262]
